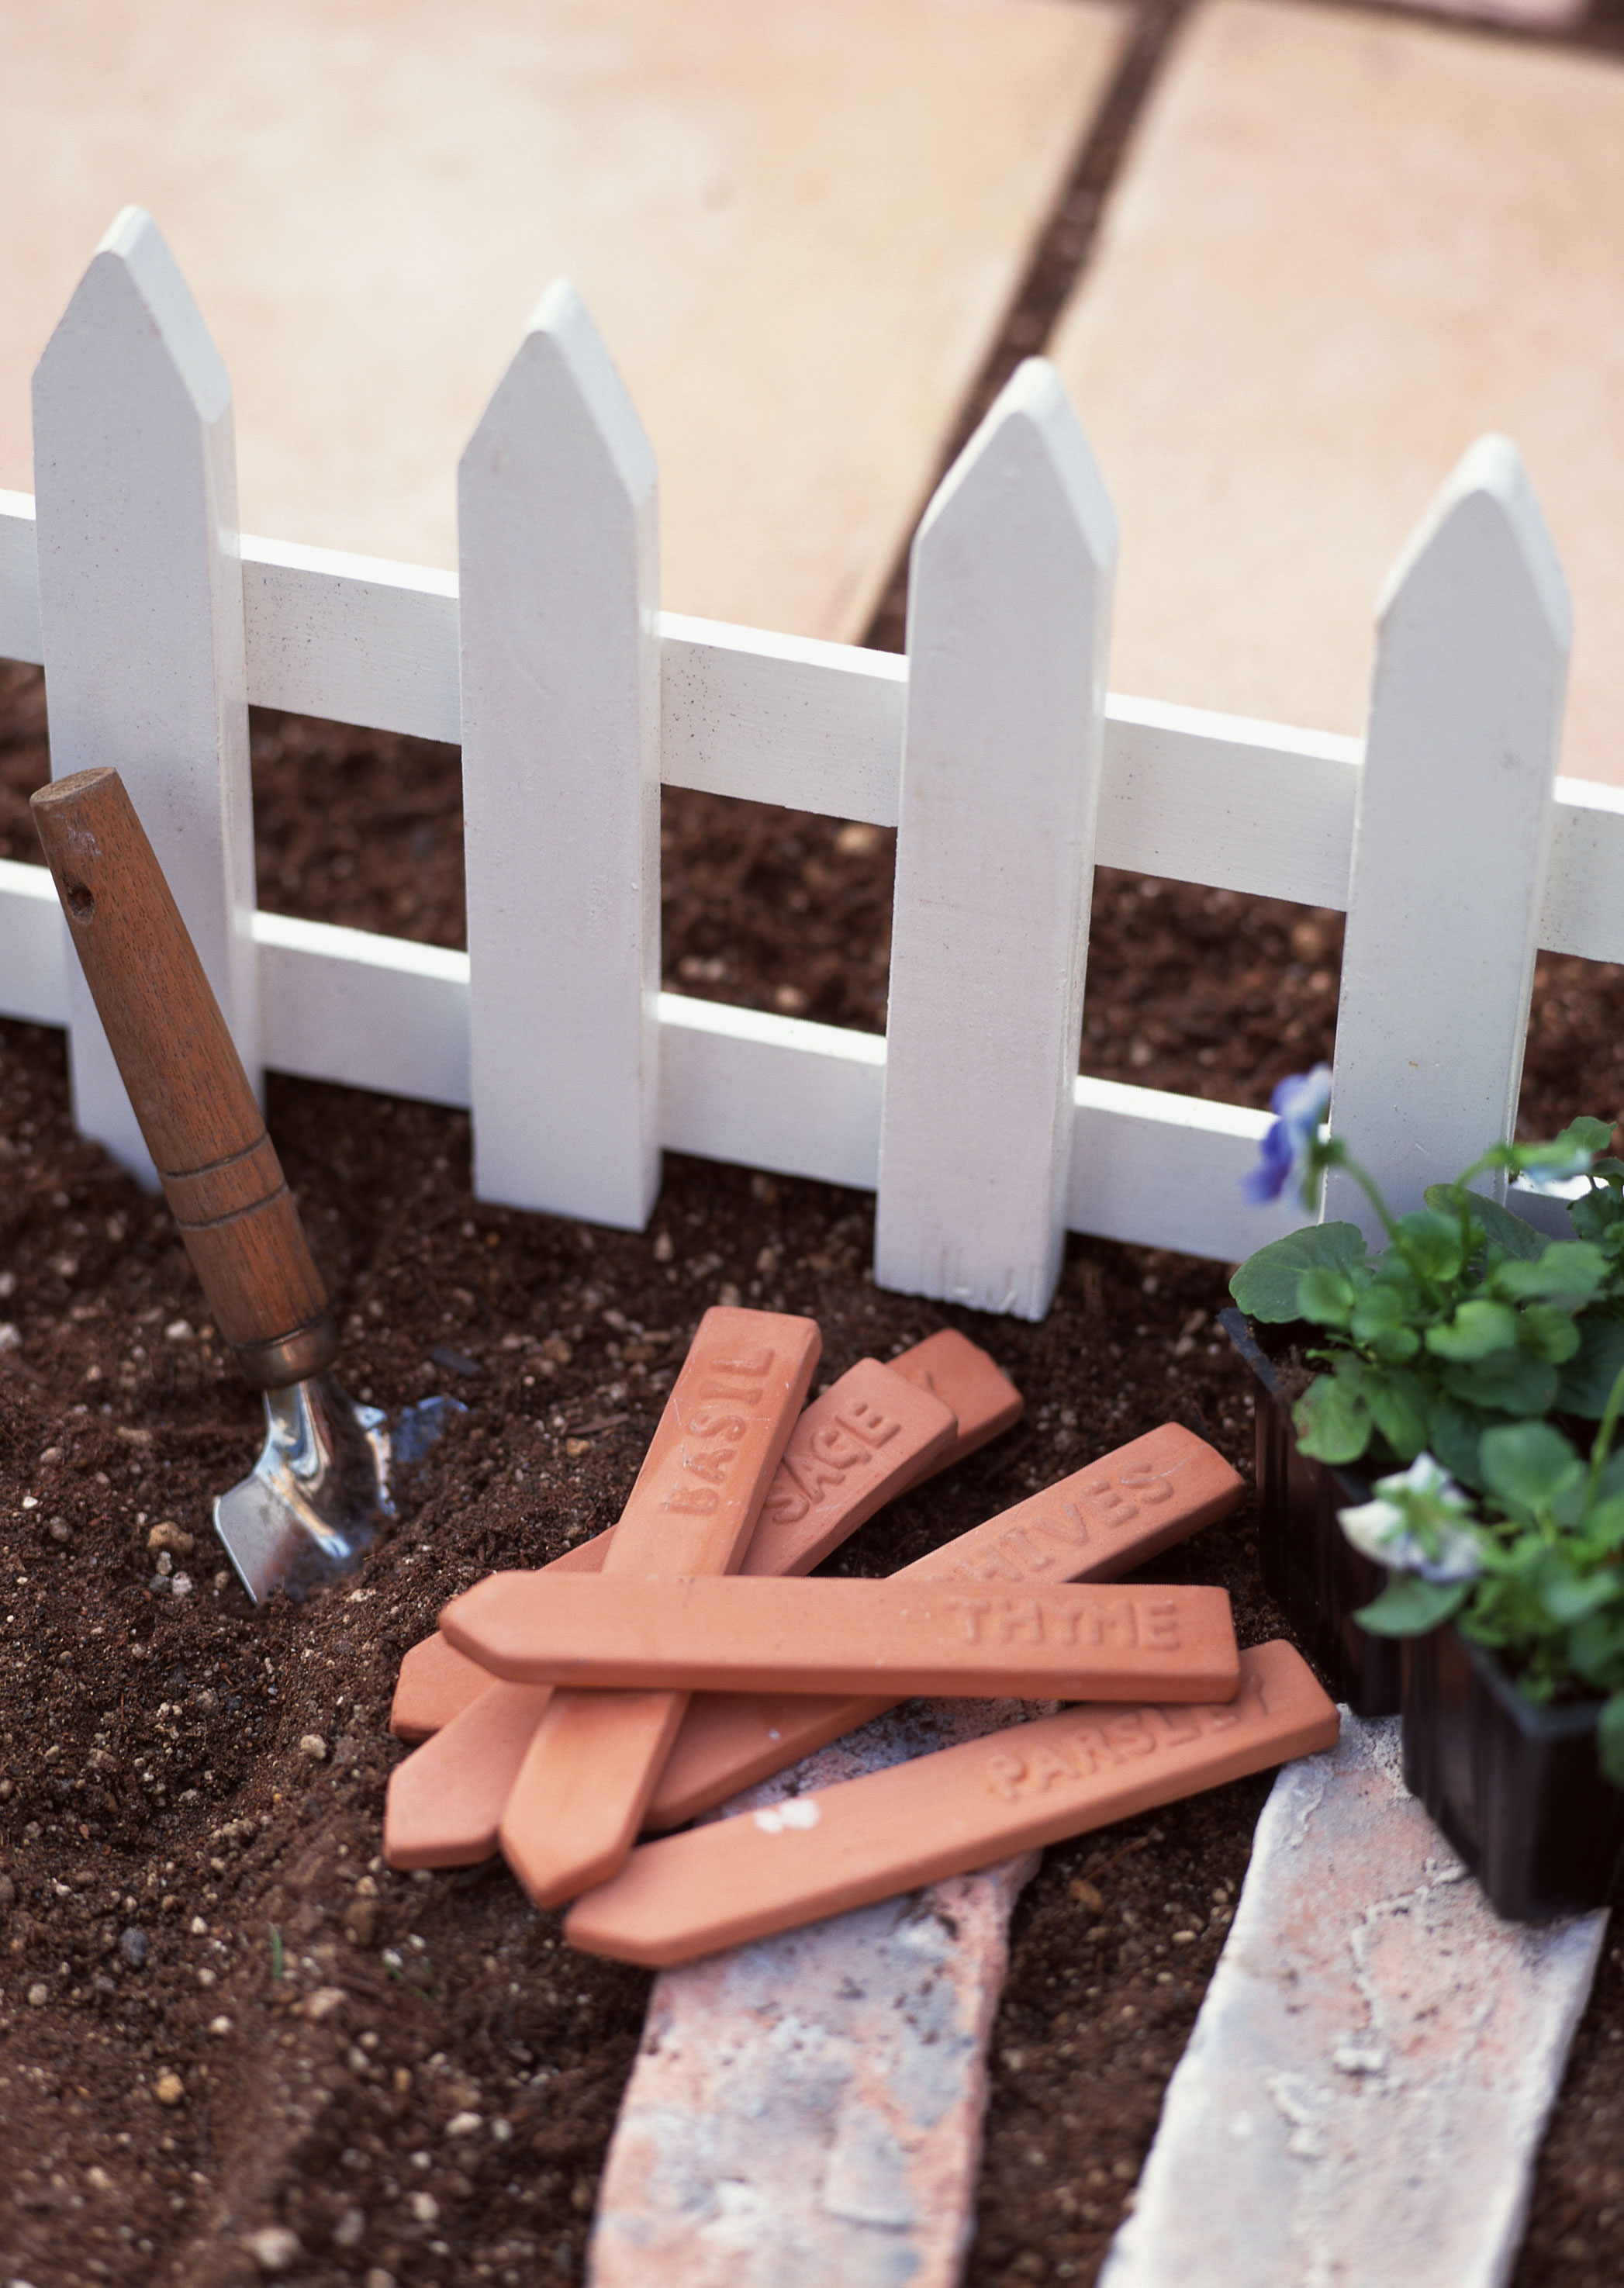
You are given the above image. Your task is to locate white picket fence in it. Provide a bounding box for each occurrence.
[2,208,1619,1317]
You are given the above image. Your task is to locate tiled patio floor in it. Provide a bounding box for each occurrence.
[1051,0,1624,783]
[0,0,1125,639]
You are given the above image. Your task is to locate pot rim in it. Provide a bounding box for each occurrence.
[1438,1621,1609,1747]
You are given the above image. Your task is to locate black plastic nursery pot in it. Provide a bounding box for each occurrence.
[1219,1307,1402,1718]
[1401,1624,1624,1920]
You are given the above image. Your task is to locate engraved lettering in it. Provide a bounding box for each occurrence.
[1119,1465,1175,1508]
[1027,1744,1077,1792]
[1082,1480,1139,1529]
[1142,1599,1182,1650]
[1201,1702,1241,1733]
[761,1486,809,1526]
[998,1524,1057,1574]
[685,1405,748,1440]
[665,1488,718,1516]
[1153,1706,1203,1745]
[1029,1500,1094,1550]
[947,1598,990,1643]
[942,1547,1026,1585]
[836,1398,900,1450]
[1104,1713,1157,1759]
[680,1445,732,1485]
[693,1385,762,1412]
[986,1752,1026,1801]
[783,1449,847,1507]
[1063,1722,1114,1774]
[1084,1599,1138,1650]
[809,1423,869,1471]
[993,1598,1045,1646]
[710,1347,775,1377]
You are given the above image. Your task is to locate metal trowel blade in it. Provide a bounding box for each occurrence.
[214,1375,465,1603]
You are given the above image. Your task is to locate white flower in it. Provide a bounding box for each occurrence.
[1339,1453,1483,1585]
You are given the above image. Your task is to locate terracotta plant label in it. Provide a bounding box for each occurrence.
[387,1340,985,1743]
[440,1574,1241,1701]
[384,1354,952,1871]
[648,1421,1242,1826]
[565,1641,1339,1967]
[497,1308,820,1906]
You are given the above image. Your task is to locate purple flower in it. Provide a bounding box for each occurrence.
[1242,1065,1332,1207]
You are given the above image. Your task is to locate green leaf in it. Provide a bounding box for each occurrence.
[1427,1396,1494,1491]
[1439,1350,1560,1415]
[1291,1374,1372,1465]
[1587,1495,1624,1554]
[1556,1317,1624,1418]
[1518,1304,1582,1364]
[1355,1575,1469,1637]
[1477,1421,1581,1517]
[1598,1695,1624,1789]
[1490,1241,1607,1307]
[1393,1208,1464,1282]
[1567,1185,1624,1244]
[1348,1283,1422,1362]
[1362,1369,1430,1462]
[1230,1223,1370,1322]
[1425,1300,1521,1361]
[1297,1267,1359,1328]
[1427,1183,1546,1262]
[1559,1116,1614,1157]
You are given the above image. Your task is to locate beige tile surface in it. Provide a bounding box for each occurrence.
[1050,0,1624,784]
[0,0,1125,641]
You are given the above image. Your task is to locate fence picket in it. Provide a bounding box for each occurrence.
[1325,437,1572,1239]
[875,360,1116,1319]
[458,282,661,1228]
[31,207,256,1180]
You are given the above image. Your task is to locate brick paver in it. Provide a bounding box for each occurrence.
[1100,1710,1608,2288]
[587,1698,1039,2287]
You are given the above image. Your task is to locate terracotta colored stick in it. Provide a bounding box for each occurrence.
[497,1308,820,1907]
[565,1641,1339,1968]
[648,1421,1242,1827]
[383,1358,954,1868]
[387,1338,997,1743]
[441,1575,1241,1702]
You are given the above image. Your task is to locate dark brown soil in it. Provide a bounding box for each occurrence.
[5,656,1624,2288]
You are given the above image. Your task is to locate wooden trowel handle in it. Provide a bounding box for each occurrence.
[31,766,337,1391]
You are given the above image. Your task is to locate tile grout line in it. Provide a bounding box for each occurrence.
[862,0,1624,662]
[862,0,1197,657]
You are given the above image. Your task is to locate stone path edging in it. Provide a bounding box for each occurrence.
[1100,1712,1608,2288]
[586,1699,1038,2288]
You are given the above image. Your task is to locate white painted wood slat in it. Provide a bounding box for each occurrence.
[30,207,257,1183]
[458,281,662,1229]
[877,361,1116,1319]
[241,537,461,748]
[9,490,1624,962]
[1325,438,1573,1238]
[0,857,67,1027]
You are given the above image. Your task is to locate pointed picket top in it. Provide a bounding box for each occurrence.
[910,357,1118,622]
[461,278,658,538]
[1375,433,1571,659]
[36,205,233,432]
[33,207,254,1180]
[877,358,1116,1319]
[1325,436,1571,1236]
[458,279,662,1229]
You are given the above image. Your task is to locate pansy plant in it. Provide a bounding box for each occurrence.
[1230,1080,1624,1491]
[1338,1362,1624,1785]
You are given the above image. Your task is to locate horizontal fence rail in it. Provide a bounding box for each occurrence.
[5,489,1620,951]
[2,482,1620,1272]
[1,213,1615,1311]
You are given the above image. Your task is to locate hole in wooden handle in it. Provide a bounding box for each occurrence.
[62,876,95,920]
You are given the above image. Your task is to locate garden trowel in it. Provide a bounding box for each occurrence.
[32,766,458,1602]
